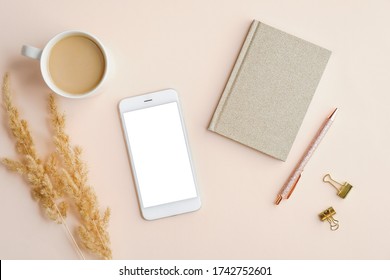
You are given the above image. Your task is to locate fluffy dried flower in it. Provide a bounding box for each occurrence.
[1,73,111,259]
[49,94,112,260]
[1,73,67,223]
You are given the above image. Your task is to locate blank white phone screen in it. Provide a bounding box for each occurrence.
[123,102,197,208]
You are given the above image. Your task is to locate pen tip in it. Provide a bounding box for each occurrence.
[275,195,282,205]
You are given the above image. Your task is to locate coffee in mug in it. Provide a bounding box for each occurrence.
[22,31,109,99]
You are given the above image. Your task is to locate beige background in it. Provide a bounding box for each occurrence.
[0,0,389,259]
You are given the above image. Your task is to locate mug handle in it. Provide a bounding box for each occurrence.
[21,45,43,60]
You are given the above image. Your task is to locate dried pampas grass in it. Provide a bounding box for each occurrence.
[49,94,112,259]
[1,73,112,259]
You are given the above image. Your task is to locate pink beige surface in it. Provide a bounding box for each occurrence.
[1,0,389,259]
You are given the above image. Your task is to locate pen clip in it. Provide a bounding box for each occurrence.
[286,174,301,199]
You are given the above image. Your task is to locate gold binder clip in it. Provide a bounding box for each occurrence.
[319,207,339,231]
[323,174,353,198]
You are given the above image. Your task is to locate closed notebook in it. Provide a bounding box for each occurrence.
[208,20,331,161]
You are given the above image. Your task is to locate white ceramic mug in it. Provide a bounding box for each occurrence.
[22,30,109,99]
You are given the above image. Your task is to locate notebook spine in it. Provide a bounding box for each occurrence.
[208,20,259,131]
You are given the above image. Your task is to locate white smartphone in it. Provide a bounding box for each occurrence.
[119,89,201,220]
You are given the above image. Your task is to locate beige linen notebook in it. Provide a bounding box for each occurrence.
[208,20,331,161]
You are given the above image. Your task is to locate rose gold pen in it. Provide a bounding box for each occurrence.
[275,108,338,205]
